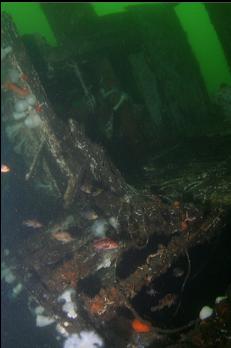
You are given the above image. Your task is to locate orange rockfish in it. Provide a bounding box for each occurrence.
[1,164,10,173]
[93,238,119,250]
[131,318,152,333]
[22,219,43,229]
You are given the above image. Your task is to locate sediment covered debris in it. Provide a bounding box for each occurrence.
[2,9,231,348]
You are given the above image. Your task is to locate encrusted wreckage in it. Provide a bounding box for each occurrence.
[2,9,231,348]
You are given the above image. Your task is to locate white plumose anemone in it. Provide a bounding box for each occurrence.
[58,288,76,304]
[8,68,21,83]
[13,111,28,120]
[1,262,16,284]
[36,314,56,327]
[25,94,37,106]
[15,99,29,112]
[12,283,23,298]
[56,323,69,338]
[24,111,42,128]
[91,219,108,237]
[58,288,77,319]
[62,302,78,319]
[108,216,119,230]
[63,331,103,348]
[199,306,213,320]
[215,296,227,304]
[34,306,45,315]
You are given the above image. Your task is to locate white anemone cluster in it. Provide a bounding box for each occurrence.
[63,331,103,348]
[34,305,56,328]
[1,262,16,284]
[199,306,213,320]
[91,219,108,237]
[13,94,42,129]
[58,288,78,319]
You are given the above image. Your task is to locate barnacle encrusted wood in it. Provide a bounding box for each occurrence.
[1,12,128,208]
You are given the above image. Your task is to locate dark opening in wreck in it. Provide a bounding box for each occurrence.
[131,220,231,329]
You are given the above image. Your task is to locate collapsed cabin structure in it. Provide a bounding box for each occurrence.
[1,5,231,348]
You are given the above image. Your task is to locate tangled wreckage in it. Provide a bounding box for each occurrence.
[1,5,231,348]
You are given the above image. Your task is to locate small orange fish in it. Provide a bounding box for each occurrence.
[20,73,29,81]
[23,219,43,229]
[180,221,188,231]
[3,82,30,97]
[35,102,43,113]
[172,200,181,209]
[81,210,98,221]
[131,318,152,333]
[1,164,10,173]
[151,293,177,312]
[51,231,74,243]
[93,238,119,250]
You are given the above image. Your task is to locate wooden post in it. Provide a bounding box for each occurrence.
[205,3,231,70]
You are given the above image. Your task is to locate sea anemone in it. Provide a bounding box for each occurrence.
[1,262,16,284]
[56,323,69,338]
[62,301,78,319]
[63,331,103,348]
[58,288,76,304]
[5,122,24,141]
[58,288,78,319]
[34,306,45,315]
[36,314,56,327]
[91,219,108,237]
[13,110,28,120]
[5,119,39,155]
[1,46,12,61]
[24,110,42,128]
[7,68,21,83]
[25,94,37,106]
[108,216,119,230]
[199,306,213,320]
[12,283,23,298]
[14,99,29,112]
